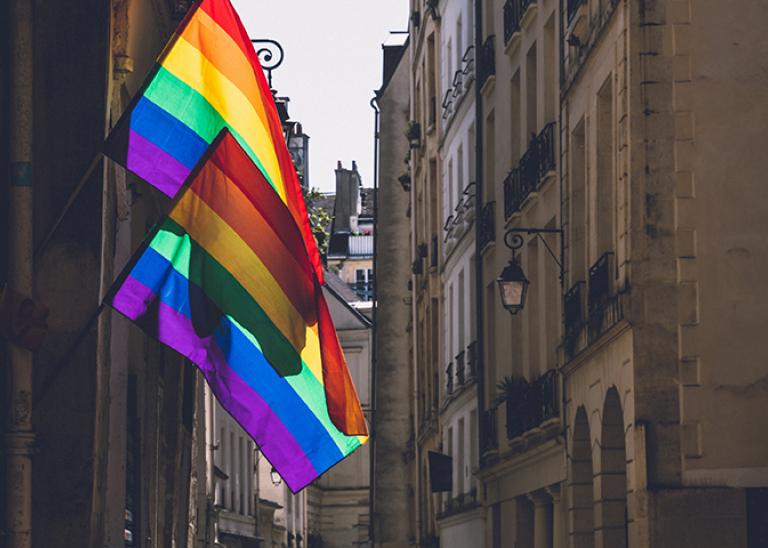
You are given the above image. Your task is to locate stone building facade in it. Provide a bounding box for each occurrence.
[474,0,566,546]
[1,1,201,547]
[371,32,415,548]
[435,0,484,547]
[408,2,446,545]
[388,0,768,547]
[560,0,768,546]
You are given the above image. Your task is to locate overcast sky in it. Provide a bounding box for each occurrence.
[231,1,410,192]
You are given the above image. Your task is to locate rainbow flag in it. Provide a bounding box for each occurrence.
[104,0,323,284]
[109,131,367,491]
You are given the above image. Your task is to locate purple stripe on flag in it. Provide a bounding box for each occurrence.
[126,130,190,197]
[112,275,320,491]
[112,274,156,320]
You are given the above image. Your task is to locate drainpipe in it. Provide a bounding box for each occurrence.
[473,0,486,472]
[5,0,35,546]
[368,95,380,545]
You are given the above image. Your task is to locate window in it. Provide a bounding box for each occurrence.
[596,75,615,258]
[526,42,538,138]
[570,118,587,283]
[353,268,374,301]
[457,418,465,494]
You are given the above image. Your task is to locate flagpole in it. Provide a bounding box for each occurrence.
[33,153,103,261]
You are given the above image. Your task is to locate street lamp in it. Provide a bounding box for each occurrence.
[496,234,529,315]
[497,228,564,314]
[270,467,282,487]
[497,258,529,315]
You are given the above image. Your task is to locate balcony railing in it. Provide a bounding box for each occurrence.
[503,122,557,219]
[567,0,586,22]
[455,351,466,386]
[477,35,496,89]
[441,45,476,124]
[480,407,498,455]
[503,0,521,43]
[504,0,538,44]
[463,45,475,88]
[439,488,479,519]
[564,281,585,337]
[587,252,624,342]
[350,281,374,302]
[467,340,479,381]
[478,201,496,250]
[504,370,559,440]
[588,252,614,315]
[445,362,454,396]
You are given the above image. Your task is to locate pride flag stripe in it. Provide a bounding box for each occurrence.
[148,220,304,376]
[136,228,361,455]
[117,256,349,467]
[114,277,323,490]
[104,0,324,282]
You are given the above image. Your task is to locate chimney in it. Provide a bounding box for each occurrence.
[333,163,361,234]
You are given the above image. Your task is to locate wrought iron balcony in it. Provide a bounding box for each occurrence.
[503,0,521,43]
[504,0,538,44]
[563,281,586,358]
[477,35,496,89]
[455,351,466,386]
[587,252,625,342]
[445,362,454,396]
[478,201,496,250]
[462,45,475,88]
[350,281,374,302]
[442,89,454,121]
[467,340,479,380]
[588,252,614,316]
[567,0,586,22]
[480,407,498,454]
[503,370,559,440]
[538,121,557,176]
[565,281,586,337]
[503,122,557,219]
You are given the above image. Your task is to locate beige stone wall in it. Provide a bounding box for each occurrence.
[372,35,416,547]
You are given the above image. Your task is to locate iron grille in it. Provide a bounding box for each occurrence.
[467,341,479,380]
[503,0,521,43]
[478,201,496,250]
[455,351,466,386]
[503,122,556,219]
[481,407,498,454]
[567,0,585,21]
[477,35,496,89]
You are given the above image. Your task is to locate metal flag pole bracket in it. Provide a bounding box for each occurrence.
[34,152,104,261]
[250,38,284,90]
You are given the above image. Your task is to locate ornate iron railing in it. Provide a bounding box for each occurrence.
[504,370,559,440]
[445,362,454,396]
[587,252,624,343]
[477,35,496,89]
[503,122,556,219]
[481,407,498,454]
[564,281,585,337]
[588,252,614,315]
[503,0,521,43]
[467,340,479,380]
[455,351,466,386]
[567,0,586,22]
[478,201,496,250]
